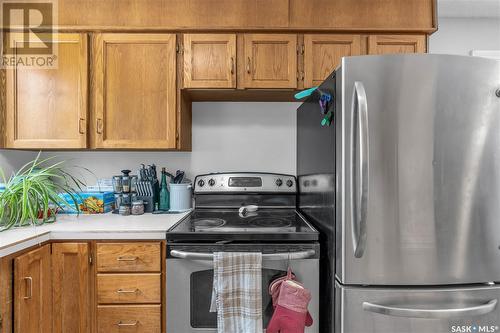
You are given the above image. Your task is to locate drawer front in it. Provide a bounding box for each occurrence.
[97,305,160,333]
[97,242,161,272]
[336,282,500,333]
[97,273,161,304]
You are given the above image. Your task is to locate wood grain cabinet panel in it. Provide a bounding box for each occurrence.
[14,245,52,333]
[93,34,177,149]
[97,305,161,333]
[303,34,361,88]
[97,273,161,304]
[243,34,298,89]
[52,243,91,333]
[96,242,161,272]
[183,34,236,88]
[368,35,426,55]
[289,0,435,31]
[5,33,88,149]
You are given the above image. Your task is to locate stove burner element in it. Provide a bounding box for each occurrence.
[193,218,226,229]
[250,217,292,228]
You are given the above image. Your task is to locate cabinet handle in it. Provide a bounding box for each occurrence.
[78,118,86,134]
[116,320,138,327]
[23,277,32,300]
[96,118,103,134]
[246,57,251,74]
[230,57,235,75]
[117,288,139,294]
[117,256,138,261]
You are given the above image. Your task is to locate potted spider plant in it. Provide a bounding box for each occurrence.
[0,153,87,231]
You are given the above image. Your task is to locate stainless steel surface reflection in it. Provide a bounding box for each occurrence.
[336,54,500,286]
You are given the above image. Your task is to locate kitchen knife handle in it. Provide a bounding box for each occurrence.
[350,81,369,259]
[363,299,498,319]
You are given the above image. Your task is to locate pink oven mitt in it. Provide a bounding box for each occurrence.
[267,280,312,333]
[269,271,313,327]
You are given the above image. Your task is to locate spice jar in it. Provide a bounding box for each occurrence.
[119,204,131,216]
[121,170,132,193]
[131,200,145,215]
[112,176,123,193]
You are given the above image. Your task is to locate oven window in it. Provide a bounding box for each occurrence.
[190,268,287,328]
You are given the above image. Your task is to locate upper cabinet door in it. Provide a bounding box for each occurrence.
[14,245,52,333]
[243,34,297,89]
[6,33,88,149]
[303,34,361,88]
[93,33,177,149]
[368,34,426,55]
[183,34,236,88]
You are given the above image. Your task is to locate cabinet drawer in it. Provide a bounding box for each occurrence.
[96,243,161,272]
[97,305,160,333]
[97,273,160,304]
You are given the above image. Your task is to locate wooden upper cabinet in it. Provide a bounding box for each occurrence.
[52,243,91,333]
[368,35,426,55]
[183,34,236,88]
[5,33,88,149]
[93,33,177,149]
[58,0,289,29]
[289,0,435,31]
[14,245,52,333]
[243,34,298,89]
[303,34,361,88]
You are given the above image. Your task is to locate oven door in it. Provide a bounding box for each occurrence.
[166,244,320,333]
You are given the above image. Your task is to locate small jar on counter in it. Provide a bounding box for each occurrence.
[131,200,145,215]
[119,204,131,216]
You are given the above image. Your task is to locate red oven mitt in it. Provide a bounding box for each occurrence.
[269,270,313,327]
[267,280,312,333]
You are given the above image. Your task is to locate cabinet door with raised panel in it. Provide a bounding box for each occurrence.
[93,33,177,149]
[52,243,91,333]
[368,34,426,55]
[14,245,52,333]
[6,33,88,149]
[304,34,361,88]
[243,34,297,89]
[183,34,236,88]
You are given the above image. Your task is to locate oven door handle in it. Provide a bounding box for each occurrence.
[169,249,316,260]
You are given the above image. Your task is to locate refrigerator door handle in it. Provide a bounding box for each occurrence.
[362,299,498,319]
[350,81,369,258]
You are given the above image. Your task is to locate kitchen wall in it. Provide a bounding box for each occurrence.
[0,150,37,179]
[13,102,299,182]
[0,17,499,180]
[429,17,500,54]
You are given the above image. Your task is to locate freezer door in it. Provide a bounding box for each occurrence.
[336,54,500,285]
[336,282,500,333]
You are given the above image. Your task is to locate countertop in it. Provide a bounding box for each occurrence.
[0,211,191,257]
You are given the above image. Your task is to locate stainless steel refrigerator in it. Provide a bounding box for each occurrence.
[297,54,500,333]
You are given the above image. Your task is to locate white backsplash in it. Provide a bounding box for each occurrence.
[0,102,298,183]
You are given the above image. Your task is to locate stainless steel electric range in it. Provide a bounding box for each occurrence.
[166,172,320,333]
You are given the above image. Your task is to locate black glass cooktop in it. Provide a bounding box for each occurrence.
[166,209,318,242]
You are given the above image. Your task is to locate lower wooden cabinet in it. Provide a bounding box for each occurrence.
[9,241,165,333]
[14,245,52,333]
[52,243,91,333]
[97,305,161,333]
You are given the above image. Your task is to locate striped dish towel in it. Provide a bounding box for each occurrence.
[210,252,263,333]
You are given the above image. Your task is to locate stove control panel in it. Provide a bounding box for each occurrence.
[194,173,296,193]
